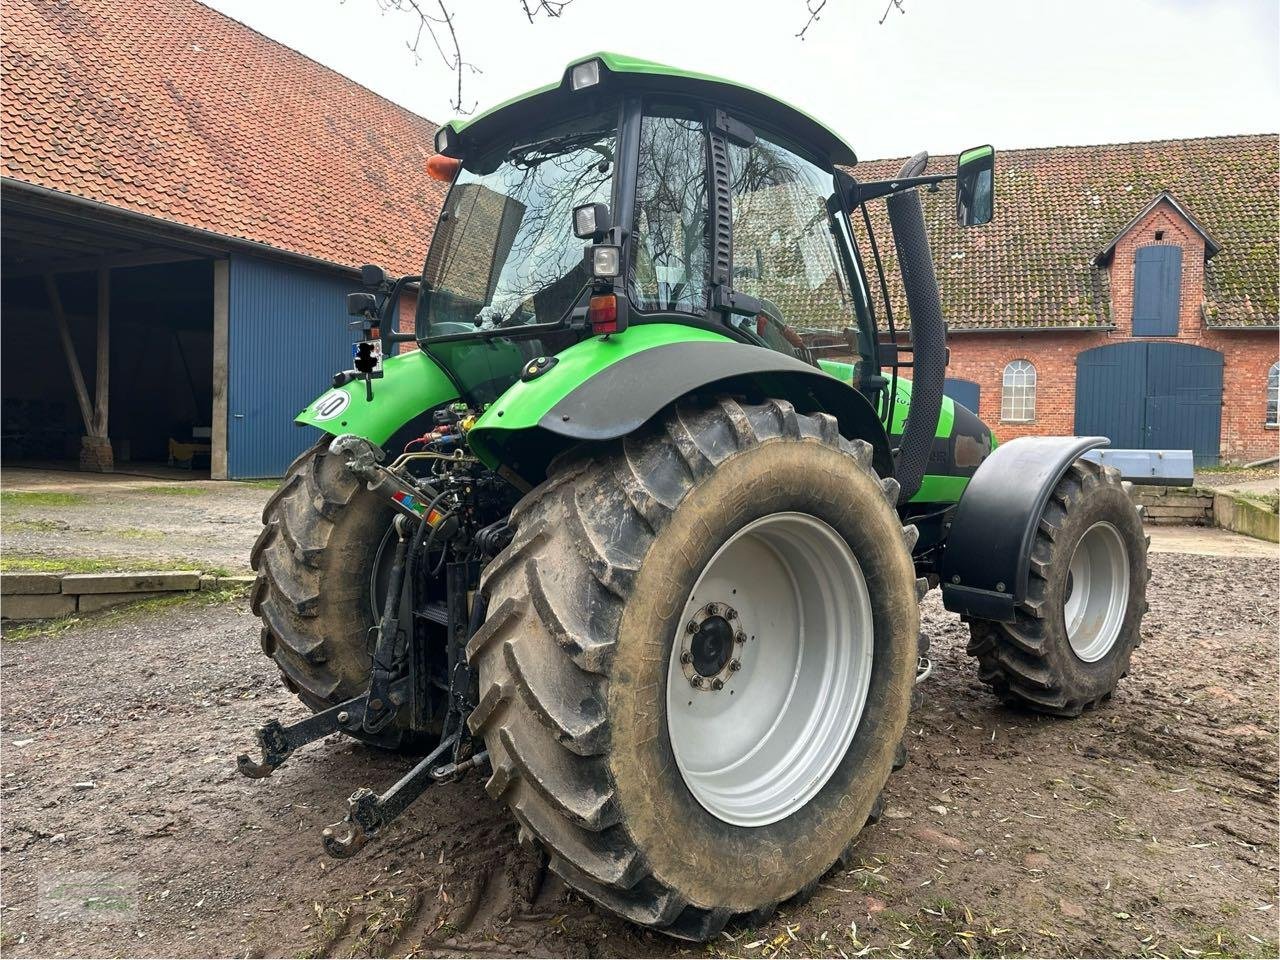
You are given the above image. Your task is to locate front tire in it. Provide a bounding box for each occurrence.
[467,399,920,939]
[966,459,1149,716]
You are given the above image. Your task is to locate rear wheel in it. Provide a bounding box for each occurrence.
[250,439,424,746]
[467,398,920,939]
[966,460,1149,716]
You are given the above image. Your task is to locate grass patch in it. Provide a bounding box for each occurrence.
[0,517,69,532]
[136,485,207,496]
[117,528,165,541]
[1,586,246,641]
[235,479,281,489]
[0,490,87,507]
[1241,491,1279,514]
[0,553,230,577]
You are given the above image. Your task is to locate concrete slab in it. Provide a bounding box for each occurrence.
[76,591,170,613]
[212,575,256,589]
[1216,477,1280,497]
[1213,492,1279,543]
[1,593,77,620]
[0,573,62,595]
[1146,524,1279,559]
[61,572,200,595]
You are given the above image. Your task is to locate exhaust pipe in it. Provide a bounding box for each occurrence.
[885,152,947,505]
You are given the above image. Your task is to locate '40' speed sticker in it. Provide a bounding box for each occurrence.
[311,389,351,422]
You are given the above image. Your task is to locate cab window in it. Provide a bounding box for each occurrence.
[629,108,710,314]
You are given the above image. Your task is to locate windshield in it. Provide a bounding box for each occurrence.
[419,111,616,338]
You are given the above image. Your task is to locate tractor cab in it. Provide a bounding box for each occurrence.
[410,54,867,404]
[403,54,984,408]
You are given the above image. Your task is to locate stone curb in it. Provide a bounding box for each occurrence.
[1,570,254,622]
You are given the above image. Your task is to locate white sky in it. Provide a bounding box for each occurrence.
[202,0,1278,159]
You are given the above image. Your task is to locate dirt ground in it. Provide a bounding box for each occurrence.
[2,543,1276,960]
[2,462,1273,577]
[1,468,270,573]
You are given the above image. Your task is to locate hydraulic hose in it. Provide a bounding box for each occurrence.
[886,151,947,504]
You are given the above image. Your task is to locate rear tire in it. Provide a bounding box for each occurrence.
[467,398,920,939]
[250,439,420,746]
[966,460,1149,716]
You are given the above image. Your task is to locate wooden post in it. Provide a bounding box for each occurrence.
[210,259,230,480]
[94,268,110,437]
[43,273,94,435]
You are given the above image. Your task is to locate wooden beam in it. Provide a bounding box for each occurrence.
[94,268,110,437]
[43,273,95,435]
[210,259,230,480]
[4,249,204,280]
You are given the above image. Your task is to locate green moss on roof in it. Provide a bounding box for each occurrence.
[852,134,1278,330]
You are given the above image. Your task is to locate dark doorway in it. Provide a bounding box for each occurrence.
[2,261,214,469]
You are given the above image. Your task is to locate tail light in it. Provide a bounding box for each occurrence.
[588,294,618,334]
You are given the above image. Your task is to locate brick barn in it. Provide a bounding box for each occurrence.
[844,136,1278,465]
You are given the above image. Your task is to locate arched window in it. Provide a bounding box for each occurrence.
[1001,359,1036,423]
[1268,361,1279,427]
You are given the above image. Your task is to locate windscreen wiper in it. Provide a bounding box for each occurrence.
[507,131,614,168]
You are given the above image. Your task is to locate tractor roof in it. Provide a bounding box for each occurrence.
[437,52,857,166]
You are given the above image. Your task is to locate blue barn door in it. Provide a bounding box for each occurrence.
[1075,342,1222,466]
[1144,342,1223,463]
[227,255,359,478]
[944,377,981,414]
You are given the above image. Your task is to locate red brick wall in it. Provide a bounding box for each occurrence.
[947,199,1279,461]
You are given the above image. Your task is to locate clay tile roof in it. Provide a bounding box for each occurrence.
[1,0,446,274]
[850,134,1278,331]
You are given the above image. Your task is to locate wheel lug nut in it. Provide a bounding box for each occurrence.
[711,679,725,691]
[686,620,699,634]
[680,651,692,665]
[726,608,737,620]
[690,676,703,688]
[729,659,741,671]
[735,631,746,644]
[707,603,719,616]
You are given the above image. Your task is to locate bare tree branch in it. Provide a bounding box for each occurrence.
[519,0,573,21]
[364,0,575,114]
[798,0,907,37]
[878,0,905,25]
[796,0,827,39]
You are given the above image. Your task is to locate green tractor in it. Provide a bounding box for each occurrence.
[240,53,1148,939]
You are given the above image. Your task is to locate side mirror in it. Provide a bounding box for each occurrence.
[347,292,378,317]
[955,145,995,227]
[360,264,388,290]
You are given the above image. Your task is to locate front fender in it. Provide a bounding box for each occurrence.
[468,323,892,484]
[939,435,1108,623]
[294,349,459,445]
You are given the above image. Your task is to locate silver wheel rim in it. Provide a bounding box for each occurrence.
[665,512,874,828]
[1064,521,1130,663]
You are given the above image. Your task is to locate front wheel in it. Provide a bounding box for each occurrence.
[966,459,1149,716]
[466,398,920,940]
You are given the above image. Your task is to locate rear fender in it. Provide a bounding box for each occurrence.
[294,350,460,446]
[468,323,892,484]
[939,435,1108,623]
